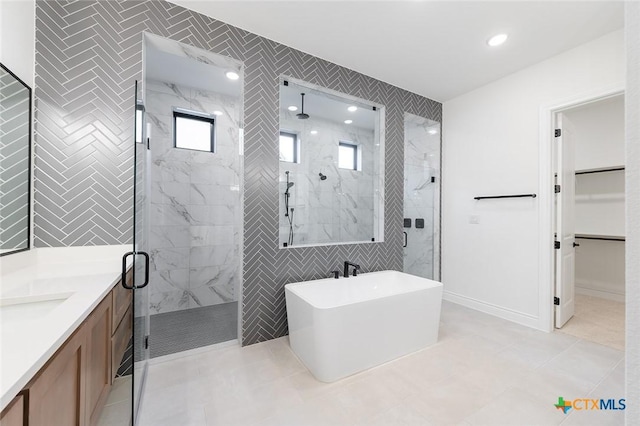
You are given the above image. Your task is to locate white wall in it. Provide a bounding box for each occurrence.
[568,96,625,171]
[0,0,35,87]
[442,30,624,330]
[625,2,640,423]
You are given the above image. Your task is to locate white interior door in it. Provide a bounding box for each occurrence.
[555,113,576,328]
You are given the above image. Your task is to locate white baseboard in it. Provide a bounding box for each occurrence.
[575,286,625,303]
[443,291,545,331]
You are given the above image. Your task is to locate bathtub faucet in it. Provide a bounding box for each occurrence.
[344,261,361,278]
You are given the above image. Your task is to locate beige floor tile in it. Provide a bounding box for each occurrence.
[557,294,625,351]
[133,301,627,426]
[285,369,348,401]
[203,376,304,426]
[361,402,434,426]
[104,376,132,406]
[464,387,566,426]
[560,407,625,426]
[541,340,623,390]
[404,376,494,425]
[253,393,352,426]
[138,405,207,426]
[327,375,406,421]
[96,400,131,426]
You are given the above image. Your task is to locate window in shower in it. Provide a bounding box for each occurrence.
[339,141,359,170]
[173,110,215,152]
[279,131,299,163]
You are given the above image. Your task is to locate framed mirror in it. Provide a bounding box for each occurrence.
[0,63,32,256]
[279,77,385,247]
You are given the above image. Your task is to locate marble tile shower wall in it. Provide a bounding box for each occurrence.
[146,79,241,314]
[279,115,376,245]
[403,115,440,280]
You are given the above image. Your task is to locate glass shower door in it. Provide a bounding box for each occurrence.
[122,80,150,424]
[403,113,441,280]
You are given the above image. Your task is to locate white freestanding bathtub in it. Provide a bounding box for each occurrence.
[285,270,443,382]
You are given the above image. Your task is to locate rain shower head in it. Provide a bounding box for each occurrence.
[296,93,309,120]
[319,173,327,181]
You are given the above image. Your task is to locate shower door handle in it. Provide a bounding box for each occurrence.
[121,251,150,289]
[137,251,151,289]
[403,232,408,248]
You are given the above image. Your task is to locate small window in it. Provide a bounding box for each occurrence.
[135,104,144,144]
[339,142,358,170]
[173,110,215,152]
[279,131,298,163]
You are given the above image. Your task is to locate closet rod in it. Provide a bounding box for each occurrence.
[474,194,537,200]
[575,235,625,242]
[575,167,625,175]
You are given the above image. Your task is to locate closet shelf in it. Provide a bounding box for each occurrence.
[575,166,625,175]
[575,233,625,242]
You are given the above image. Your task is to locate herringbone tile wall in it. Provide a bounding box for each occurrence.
[34,0,441,345]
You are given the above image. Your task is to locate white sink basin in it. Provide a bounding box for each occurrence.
[0,293,73,323]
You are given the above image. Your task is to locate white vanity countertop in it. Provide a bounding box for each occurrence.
[0,245,131,411]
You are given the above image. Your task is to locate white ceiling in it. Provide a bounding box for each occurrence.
[169,0,623,102]
[145,32,242,97]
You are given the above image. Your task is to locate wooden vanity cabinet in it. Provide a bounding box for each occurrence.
[0,393,25,426]
[4,269,133,426]
[85,295,113,425]
[27,326,86,426]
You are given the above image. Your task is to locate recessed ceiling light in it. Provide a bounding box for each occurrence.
[487,34,508,47]
[344,120,353,124]
[348,106,358,112]
[213,110,223,116]
[428,129,438,135]
[288,106,298,111]
[226,71,240,80]
[310,130,318,135]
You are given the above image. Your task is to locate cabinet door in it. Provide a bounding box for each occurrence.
[28,330,86,426]
[85,294,112,425]
[0,394,24,426]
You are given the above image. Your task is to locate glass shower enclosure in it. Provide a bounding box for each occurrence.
[403,113,441,280]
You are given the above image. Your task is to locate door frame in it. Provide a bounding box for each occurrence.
[538,85,624,332]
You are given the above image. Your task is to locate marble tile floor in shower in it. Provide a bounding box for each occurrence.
[138,301,624,426]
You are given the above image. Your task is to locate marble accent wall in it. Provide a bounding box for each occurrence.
[403,113,441,280]
[146,79,242,314]
[279,114,378,246]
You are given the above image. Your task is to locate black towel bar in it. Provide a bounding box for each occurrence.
[474,194,537,200]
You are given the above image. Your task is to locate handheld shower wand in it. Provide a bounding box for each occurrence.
[284,171,295,245]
